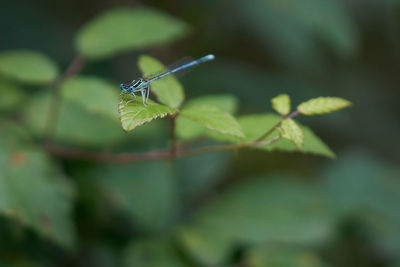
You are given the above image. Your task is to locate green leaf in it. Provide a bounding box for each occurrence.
[176,94,239,140]
[182,177,339,265]
[279,118,304,148]
[207,114,334,158]
[271,94,291,116]
[75,7,189,59]
[118,94,177,132]
[0,50,59,84]
[0,79,25,111]
[236,114,334,158]
[138,55,184,108]
[298,97,352,115]
[61,76,119,119]
[245,245,326,267]
[180,106,245,138]
[123,239,186,267]
[320,151,400,254]
[24,91,126,147]
[97,162,179,232]
[176,226,232,266]
[0,123,76,248]
[177,151,231,199]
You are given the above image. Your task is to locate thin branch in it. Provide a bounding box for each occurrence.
[255,110,301,142]
[181,136,281,157]
[43,136,281,164]
[44,54,86,143]
[286,110,300,119]
[43,143,172,164]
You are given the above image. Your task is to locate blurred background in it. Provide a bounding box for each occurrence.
[0,0,400,266]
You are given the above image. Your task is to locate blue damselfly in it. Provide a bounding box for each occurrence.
[120,54,215,105]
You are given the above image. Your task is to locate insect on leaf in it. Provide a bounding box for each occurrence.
[138,55,185,108]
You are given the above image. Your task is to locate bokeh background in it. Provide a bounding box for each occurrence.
[1,0,400,266]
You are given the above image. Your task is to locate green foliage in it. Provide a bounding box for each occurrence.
[298,97,352,115]
[176,151,231,199]
[75,7,189,59]
[176,94,239,139]
[0,122,76,248]
[223,114,335,158]
[24,81,126,147]
[123,239,186,267]
[0,50,59,84]
[0,2,375,266]
[178,177,339,266]
[62,76,118,119]
[177,226,231,266]
[244,245,326,267]
[279,118,304,149]
[0,79,25,110]
[138,55,185,108]
[180,105,245,138]
[271,94,291,116]
[96,162,179,232]
[118,94,177,132]
[234,0,358,67]
[320,151,400,254]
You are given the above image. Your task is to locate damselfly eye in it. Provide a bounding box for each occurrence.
[119,83,124,90]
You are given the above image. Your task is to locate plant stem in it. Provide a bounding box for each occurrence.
[43,136,281,164]
[44,54,86,144]
[255,110,301,142]
[286,110,300,119]
[43,143,172,164]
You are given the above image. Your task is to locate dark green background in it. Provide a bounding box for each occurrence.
[1,0,399,266]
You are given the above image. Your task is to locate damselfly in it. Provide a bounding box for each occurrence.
[119,54,215,105]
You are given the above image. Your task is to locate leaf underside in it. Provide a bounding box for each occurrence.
[118,94,177,132]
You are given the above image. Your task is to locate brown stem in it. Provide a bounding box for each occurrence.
[44,55,86,143]
[43,136,281,164]
[43,143,172,164]
[181,136,281,157]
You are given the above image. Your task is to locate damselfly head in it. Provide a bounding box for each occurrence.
[120,83,131,93]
